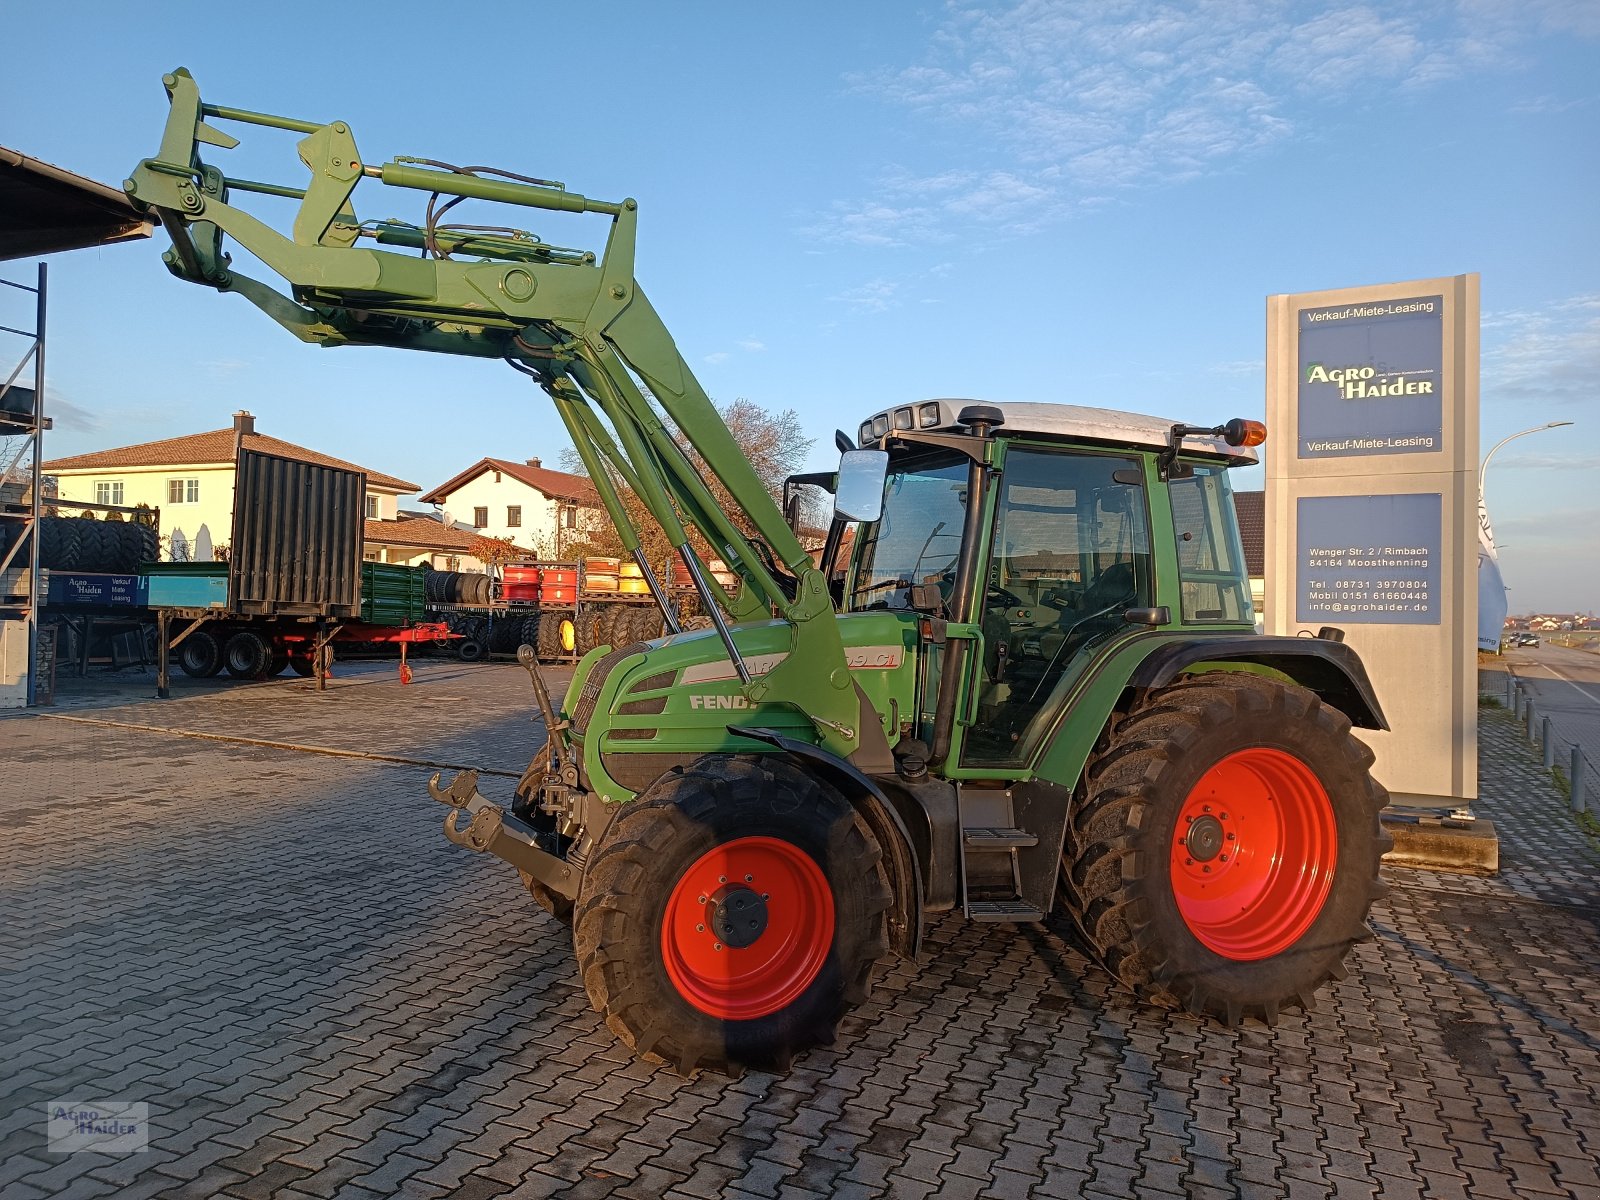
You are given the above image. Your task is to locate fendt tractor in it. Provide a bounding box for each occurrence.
[128,70,1391,1074]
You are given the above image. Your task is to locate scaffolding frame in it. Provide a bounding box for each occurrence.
[1,262,47,704]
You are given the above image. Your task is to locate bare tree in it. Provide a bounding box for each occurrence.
[560,397,814,569]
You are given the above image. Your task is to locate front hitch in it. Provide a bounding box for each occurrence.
[427,769,579,899]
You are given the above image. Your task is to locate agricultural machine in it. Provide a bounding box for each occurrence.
[127,70,1391,1074]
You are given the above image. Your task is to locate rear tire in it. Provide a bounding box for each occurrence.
[1059,673,1389,1026]
[224,630,273,680]
[573,755,892,1075]
[177,630,223,678]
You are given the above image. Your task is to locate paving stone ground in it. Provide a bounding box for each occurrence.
[3,658,1599,1199]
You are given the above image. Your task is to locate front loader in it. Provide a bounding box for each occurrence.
[127,70,1392,1074]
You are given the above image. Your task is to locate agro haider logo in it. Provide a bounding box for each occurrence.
[1303,363,1435,400]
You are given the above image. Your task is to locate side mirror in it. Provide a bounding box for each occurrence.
[834,449,889,523]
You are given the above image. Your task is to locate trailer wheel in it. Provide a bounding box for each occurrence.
[573,755,892,1075]
[224,630,273,679]
[456,635,488,663]
[1059,673,1389,1026]
[289,654,316,677]
[177,630,223,678]
[269,652,290,677]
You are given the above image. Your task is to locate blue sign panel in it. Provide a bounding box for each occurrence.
[1298,295,1443,458]
[1297,494,1441,625]
[46,572,148,607]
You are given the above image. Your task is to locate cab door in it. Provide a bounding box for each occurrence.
[957,445,1153,770]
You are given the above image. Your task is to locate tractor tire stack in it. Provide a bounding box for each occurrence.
[423,569,494,606]
[32,517,158,573]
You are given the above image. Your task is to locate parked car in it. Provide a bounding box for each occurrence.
[1516,634,1540,647]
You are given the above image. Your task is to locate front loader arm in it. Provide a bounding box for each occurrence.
[125,68,869,759]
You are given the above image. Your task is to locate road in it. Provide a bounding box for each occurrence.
[2,658,1599,1200]
[1502,641,1600,795]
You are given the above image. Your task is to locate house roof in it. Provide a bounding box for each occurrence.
[364,516,483,551]
[43,428,419,493]
[1234,489,1265,578]
[418,457,599,506]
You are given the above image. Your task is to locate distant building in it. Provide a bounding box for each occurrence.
[419,456,600,558]
[1234,490,1265,618]
[43,411,418,561]
[363,516,485,571]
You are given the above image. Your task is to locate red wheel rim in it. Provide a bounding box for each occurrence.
[1170,748,1338,961]
[661,836,834,1021]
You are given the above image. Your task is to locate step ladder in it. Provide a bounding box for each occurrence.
[959,818,1046,923]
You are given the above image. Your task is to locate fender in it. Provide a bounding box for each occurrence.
[1129,635,1388,730]
[729,725,926,957]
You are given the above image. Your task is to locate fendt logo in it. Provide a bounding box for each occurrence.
[1304,363,1435,401]
[688,694,752,710]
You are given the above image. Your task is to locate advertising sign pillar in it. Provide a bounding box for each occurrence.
[1265,275,1479,810]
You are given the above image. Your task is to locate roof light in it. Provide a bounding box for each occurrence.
[893,407,914,430]
[918,402,941,428]
[858,421,873,445]
[1222,418,1267,447]
[871,414,890,438]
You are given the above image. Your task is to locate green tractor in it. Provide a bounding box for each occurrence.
[128,70,1390,1074]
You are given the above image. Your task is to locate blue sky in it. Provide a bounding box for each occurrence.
[4,1,1596,612]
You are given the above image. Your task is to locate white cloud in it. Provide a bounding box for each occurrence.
[831,279,901,313]
[30,391,99,433]
[703,351,730,365]
[737,338,766,353]
[816,0,1595,245]
[1483,295,1600,406]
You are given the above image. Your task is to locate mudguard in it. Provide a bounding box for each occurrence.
[1128,635,1388,730]
[728,725,926,957]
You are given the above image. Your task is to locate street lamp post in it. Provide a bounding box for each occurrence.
[1478,420,1574,648]
[1479,421,1574,499]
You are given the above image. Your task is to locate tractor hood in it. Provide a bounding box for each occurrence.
[560,612,917,802]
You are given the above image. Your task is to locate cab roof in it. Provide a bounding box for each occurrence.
[858,399,1260,466]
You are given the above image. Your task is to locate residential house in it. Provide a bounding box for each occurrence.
[363,515,485,571]
[419,456,600,557]
[43,410,418,560]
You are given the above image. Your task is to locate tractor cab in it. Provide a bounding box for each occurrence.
[838,399,1261,769]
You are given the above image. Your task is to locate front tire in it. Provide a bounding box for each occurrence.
[573,755,891,1075]
[1060,673,1389,1025]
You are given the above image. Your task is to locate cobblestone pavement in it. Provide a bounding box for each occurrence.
[3,662,1599,1199]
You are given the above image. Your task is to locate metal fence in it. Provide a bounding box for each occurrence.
[1502,673,1596,815]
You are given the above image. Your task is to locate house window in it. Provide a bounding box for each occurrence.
[364,549,382,562]
[167,478,200,505]
[473,506,488,528]
[506,505,522,528]
[365,495,379,520]
[94,481,124,506]
[564,505,577,529]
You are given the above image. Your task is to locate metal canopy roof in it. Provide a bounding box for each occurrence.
[0,147,152,261]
